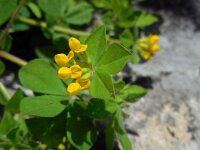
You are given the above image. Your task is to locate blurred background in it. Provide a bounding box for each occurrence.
[124,0,200,150]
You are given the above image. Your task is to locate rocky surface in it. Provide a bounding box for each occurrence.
[124,8,200,150]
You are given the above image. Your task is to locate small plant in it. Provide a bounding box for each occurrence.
[0,0,161,149]
[0,26,147,149]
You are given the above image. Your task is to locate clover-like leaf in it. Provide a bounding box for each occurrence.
[67,101,96,149]
[20,95,67,117]
[66,2,93,25]
[90,70,114,100]
[86,98,119,119]
[86,26,107,66]
[96,43,131,74]
[0,0,17,26]
[19,59,67,95]
[136,14,158,28]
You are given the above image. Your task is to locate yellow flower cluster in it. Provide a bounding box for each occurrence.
[137,35,160,60]
[54,37,91,95]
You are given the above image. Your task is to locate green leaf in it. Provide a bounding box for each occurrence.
[91,0,112,9]
[26,112,67,148]
[0,0,17,26]
[86,26,107,66]
[20,95,67,117]
[119,20,135,28]
[90,70,114,100]
[105,117,115,150]
[136,14,158,28]
[114,79,125,93]
[0,60,5,76]
[67,101,97,149]
[38,0,67,18]
[6,89,24,113]
[97,43,131,74]
[0,111,18,135]
[120,29,134,48]
[27,2,42,18]
[122,85,147,102]
[132,49,140,64]
[26,117,53,139]
[66,2,93,25]
[115,110,132,150]
[86,98,119,119]
[19,59,67,95]
[19,6,31,18]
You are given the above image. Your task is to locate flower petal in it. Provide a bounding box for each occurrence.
[69,37,81,51]
[67,82,81,95]
[140,50,153,60]
[70,65,82,79]
[74,44,88,53]
[150,44,160,52]
[76,78,90,90]
[67,50,74,61]
[54,53,69,67]
[149,35,160,44]
[58,67,72,79]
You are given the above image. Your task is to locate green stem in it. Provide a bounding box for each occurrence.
[17,16,90,36]
[17,16,120,42]
[0,50,27,66]
[0,82,10,103]
[0,0,26,46]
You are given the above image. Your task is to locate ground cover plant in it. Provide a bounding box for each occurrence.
[0,0,160,149]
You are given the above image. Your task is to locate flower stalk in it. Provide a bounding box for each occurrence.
[0,50,27,66]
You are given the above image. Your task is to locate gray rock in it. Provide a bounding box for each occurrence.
[124,10,200,150]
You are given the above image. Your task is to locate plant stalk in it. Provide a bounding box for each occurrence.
[17,16,120,42]
[0,82,10,103]
[17,16,90,36]
[0,50,27,66]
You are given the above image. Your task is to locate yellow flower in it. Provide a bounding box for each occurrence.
[76,78,91,90]
[137,34,160,61]
[149,35,160,44]
[58,67,72,79]
[69,37,87,53]
[150,44,160,52]
[140,50,153,60]
[54,51,74,67]
[67,82,81,95]
[67,50,74,60]
[54,53,68,67]
[58,144,65,150]
[70,65,82,79]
